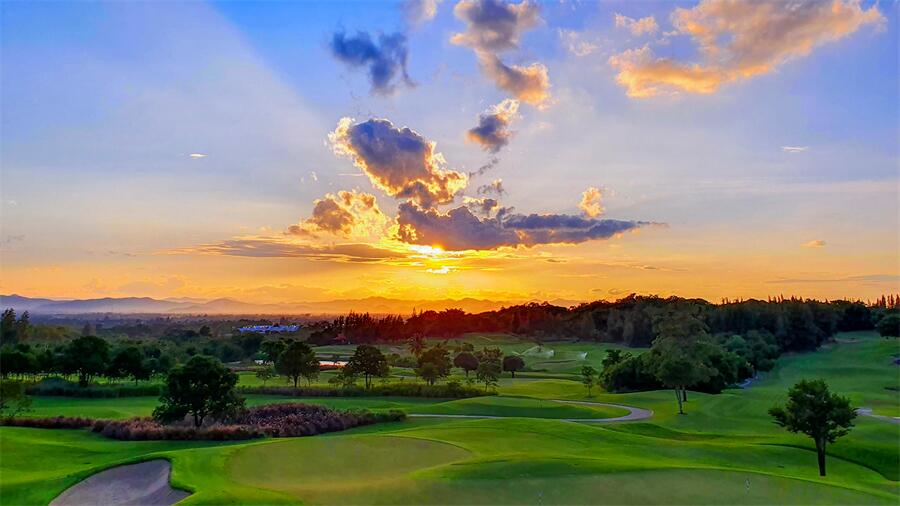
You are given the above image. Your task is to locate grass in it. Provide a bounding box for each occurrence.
[1,332,897,505]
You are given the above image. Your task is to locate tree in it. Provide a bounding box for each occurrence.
[415,346,451,385]
[346,344,389,389]
[63,336,110,386]
[407,335,425,357]
[275,341,319,387]
[581,365,597,397]
[108,346,149,385]
[502,355,525,378]
[0,309,17,345]
[0,380,32,418]
[876,313,900,338]
[329,367,358,388]
[769,379,856,476]
[0,348,36,379]
[260,338,287,364]
[647,307,714,413]
[453,352,479,377]
[255,366,276,386]
[153,355,244,428]
[476,358,501,391]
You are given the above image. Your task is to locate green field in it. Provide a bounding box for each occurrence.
[1,332,898,505]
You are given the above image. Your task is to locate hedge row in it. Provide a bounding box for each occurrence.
[26,379,163,398]
[240,382,491,399]
[2,404,406,441]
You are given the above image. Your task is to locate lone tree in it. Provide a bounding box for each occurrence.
[153,355,244,428]
[0,380,32,418]
[647,306,714,413]
[275,341,319,387]
[64,335,111,387]
[347,344,389,389]
[476,358,501,391]
[416,346,451,385]
[581,365,597,397]
[255,366,276,386]
[454,352,479,377]
[502,355,525,378]
[769,379,856,476]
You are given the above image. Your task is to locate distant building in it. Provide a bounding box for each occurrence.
[237,324,300,334]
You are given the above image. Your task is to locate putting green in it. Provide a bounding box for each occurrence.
[227,435,469,498]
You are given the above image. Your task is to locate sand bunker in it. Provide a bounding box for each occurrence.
[51,459,189,506]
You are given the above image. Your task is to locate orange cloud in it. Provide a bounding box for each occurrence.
[803,239,827,248]
[477,52,550,107]
[610,0,885,97]
[287,190,390,239]
[614,14,659,36]
[579,187,604,218]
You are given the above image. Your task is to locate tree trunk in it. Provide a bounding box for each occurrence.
[293,376,298,388]
[675,387,685,414]
[816,439,827,476]
[511,371,516,378]
[193,414,202,428]
[682,389,688,402]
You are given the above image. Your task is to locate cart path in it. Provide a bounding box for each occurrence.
[409,398,653,423]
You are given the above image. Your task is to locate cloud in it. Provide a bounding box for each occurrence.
[463,196,500,217]
[396,202,651,251]
[579,187,604,218]
[609,0,885,98]
[451,0,540,52]
[477,178,506,196]
[451,0,550,106]
[803,239,827,248]
[403,0,442,26]
[476,52,551,106]
[467,99,520,153]
[782,146,810,153]
[287,190,389,238]
[559,29,599,57]
[330,31,413,95]
[614,14,659,36]
[767,274,900,284]
[188,153,207,159]
[329,117,468,208]
[176,238,409,263]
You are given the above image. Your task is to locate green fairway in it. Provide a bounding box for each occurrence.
[2,332,897,505]
[411,396,630,419]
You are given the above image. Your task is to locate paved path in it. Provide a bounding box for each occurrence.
[51,460,190,506]
[856,407,900,425]
[409,399,653,423]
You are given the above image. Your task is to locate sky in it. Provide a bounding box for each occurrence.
[1,0,898,305]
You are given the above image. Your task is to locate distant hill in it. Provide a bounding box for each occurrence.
[0,294,576,316]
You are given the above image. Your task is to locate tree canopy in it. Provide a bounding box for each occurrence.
[153,355,244,428]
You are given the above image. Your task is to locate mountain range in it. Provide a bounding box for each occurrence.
[0,294,584,316]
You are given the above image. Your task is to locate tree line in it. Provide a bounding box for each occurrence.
[295,295,900,347]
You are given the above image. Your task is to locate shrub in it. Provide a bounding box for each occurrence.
[1,416,97,429]
[90,403,406,441]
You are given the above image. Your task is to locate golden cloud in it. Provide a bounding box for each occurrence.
[579,187,604,218]
[287,190,390,239]
[610,0,885,97]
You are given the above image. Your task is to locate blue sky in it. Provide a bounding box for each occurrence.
[1,0,897,303]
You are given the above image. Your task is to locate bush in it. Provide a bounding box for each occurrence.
[239,382,490,399]
[26,377,163,398]
[91,403,405,441]
[1,416,97,429]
